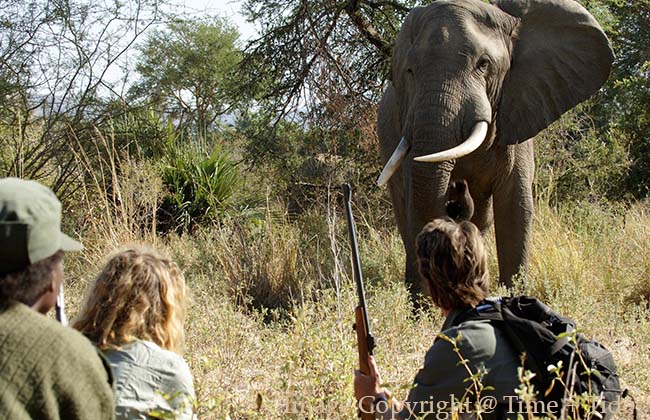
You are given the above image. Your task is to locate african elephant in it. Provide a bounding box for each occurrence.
[376,0,614,297]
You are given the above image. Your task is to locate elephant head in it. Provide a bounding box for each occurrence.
[377,0,613,294]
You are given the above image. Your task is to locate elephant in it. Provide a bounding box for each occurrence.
[376,0,614,298]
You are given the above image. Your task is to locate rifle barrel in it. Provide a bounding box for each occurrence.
[342,184,374,356]
[55,285,68,326]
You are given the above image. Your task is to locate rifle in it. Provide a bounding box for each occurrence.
[342,184,376,420]
[55,286,68,325]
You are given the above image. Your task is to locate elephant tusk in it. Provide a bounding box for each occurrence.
[413,122,489,163]
[377,136,410,187]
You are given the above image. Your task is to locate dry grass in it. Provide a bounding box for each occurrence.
[59,156,650,419]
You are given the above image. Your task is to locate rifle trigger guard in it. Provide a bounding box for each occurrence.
[367,333,376,354]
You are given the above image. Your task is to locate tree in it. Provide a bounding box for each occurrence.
[602,0,650,197]
[0,0,164,199]
[130,17,242,135]
[240,0,425,119]
[236,0,431,199]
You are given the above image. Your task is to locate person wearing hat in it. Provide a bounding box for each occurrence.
[0,177,115,419]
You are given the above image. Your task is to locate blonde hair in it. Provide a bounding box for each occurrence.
[416,218,490,310]
[73,247,187,354]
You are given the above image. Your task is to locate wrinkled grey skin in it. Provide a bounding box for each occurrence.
[378,0,613,297]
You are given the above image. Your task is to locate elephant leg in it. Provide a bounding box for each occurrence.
[470,193,494,234]
[387,172,407,242]
[386,168,420,297]
[493,145,535,287]
[493,181,533,288]
[393,167,426,305]
[405,248,423,305]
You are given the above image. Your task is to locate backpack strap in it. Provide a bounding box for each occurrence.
[549,326,573,356]
[457,300,546,380]
[455,299,504,324]
[622,389,638,420]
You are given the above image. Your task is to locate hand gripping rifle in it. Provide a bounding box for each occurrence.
[342,184,376,420]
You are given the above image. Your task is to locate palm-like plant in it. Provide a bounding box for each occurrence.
[160,140,240,233]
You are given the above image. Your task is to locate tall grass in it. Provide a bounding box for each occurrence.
[50,133,650,419]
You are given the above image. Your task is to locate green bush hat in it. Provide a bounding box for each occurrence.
[0,178,83,274]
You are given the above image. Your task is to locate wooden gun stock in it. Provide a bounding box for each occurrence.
[355,306,371,375]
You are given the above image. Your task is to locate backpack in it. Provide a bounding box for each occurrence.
[457,295,625,420]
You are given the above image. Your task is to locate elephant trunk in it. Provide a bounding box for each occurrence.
[404,158,454,296]
[396,79,491,298]
[408,123,458,230]
[408,160,453,228]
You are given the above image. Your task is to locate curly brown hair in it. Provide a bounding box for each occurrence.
[416,218,489,311]
[0,251,64,306]
[73,247,187,354]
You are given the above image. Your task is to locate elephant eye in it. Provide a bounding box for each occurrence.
[477,57,491,73]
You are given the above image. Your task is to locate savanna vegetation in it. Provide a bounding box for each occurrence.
[1,0,648,418]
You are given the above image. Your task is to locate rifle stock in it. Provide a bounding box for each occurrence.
[343,184,376,420]
[355,306,371,374]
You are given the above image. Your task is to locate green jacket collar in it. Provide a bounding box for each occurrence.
[441,307,473,331]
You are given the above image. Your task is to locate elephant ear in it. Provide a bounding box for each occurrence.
[492,0,614,145]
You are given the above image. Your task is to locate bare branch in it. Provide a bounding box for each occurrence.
[345,0,392,58]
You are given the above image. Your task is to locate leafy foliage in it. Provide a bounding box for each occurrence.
[99,104,173,159]
[237,107,382,216]
[158,140,241,233]
[534,108,630,205]
[240,0,421,118]
[601,0,650,197]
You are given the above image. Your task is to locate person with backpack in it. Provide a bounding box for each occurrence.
[0,178,115,419]
[354,216,623,419]
[354,217,522,419]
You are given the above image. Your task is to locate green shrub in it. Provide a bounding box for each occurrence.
[101,105,172,159]
[235,111,385,219]
[534,108,630,205]
[158,141,240,233]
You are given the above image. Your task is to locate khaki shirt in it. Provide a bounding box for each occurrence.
[390,309,521,420]
[103,340,195,420]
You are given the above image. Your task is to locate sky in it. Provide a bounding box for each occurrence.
[102,0,258,88]
[172,0,258,41]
